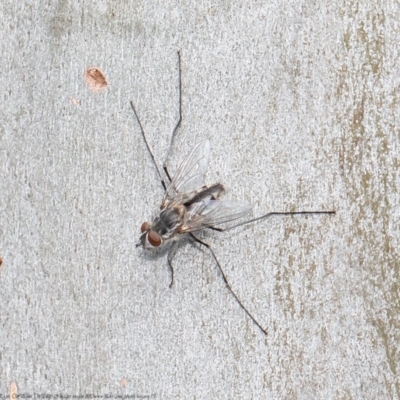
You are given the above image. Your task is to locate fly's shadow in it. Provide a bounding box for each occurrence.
[130,51,336,337]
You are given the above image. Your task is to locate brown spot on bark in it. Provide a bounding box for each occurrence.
[85,67,108,93]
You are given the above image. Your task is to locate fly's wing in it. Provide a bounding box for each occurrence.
[180,200,253,233]
[163,140,210,206]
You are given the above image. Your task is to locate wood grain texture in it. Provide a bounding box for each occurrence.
[0,1,399,398]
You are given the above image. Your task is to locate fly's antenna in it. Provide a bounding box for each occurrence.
[216,210,336,232]
[163,50,182,176]
[189,233,269,337]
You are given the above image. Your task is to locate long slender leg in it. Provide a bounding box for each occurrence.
[167,241,179,288]
[130,101,167,191]
[189,233,268,337]
[163,51,182,173]
[131,51,181,191]
[164,165,173,183]
[209,210,336,233]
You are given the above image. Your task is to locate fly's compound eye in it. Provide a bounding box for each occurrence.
[141,222,150,233]
[147,230,162,247]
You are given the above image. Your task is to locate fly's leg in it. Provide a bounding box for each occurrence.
[212,210,336,233]
[167,241,179,288]
[164,165,172,183]
[163,50,182,177]
[130,101,167,192]
[189,233,268,337]
[130,51,181,192]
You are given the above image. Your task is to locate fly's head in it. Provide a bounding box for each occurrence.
[137,221,163,250]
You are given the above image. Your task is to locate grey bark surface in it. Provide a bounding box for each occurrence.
[1,1,399,399]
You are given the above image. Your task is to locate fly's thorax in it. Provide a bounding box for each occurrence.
[139,205,187,250]
[153,205,186,239]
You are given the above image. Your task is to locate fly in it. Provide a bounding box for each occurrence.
[130,51,335,336]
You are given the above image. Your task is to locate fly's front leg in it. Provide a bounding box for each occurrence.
[167,241,179,288]
[164,50,182,178]
[130,101,167,192]
[164,165,173,183]
[131,51,182,193]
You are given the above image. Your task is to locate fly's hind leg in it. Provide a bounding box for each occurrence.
[217,210,336,232]
[189,233,268,336]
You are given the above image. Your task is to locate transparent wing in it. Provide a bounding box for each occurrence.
[181,200,253,233]
[164,140,210,205]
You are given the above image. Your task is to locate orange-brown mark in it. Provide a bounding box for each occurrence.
[70,96,81,106]
[85,67,108,93]
[0,256,3,268]
[148,230,162,247]
[10,382,18,399]
[141,222,150,233]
